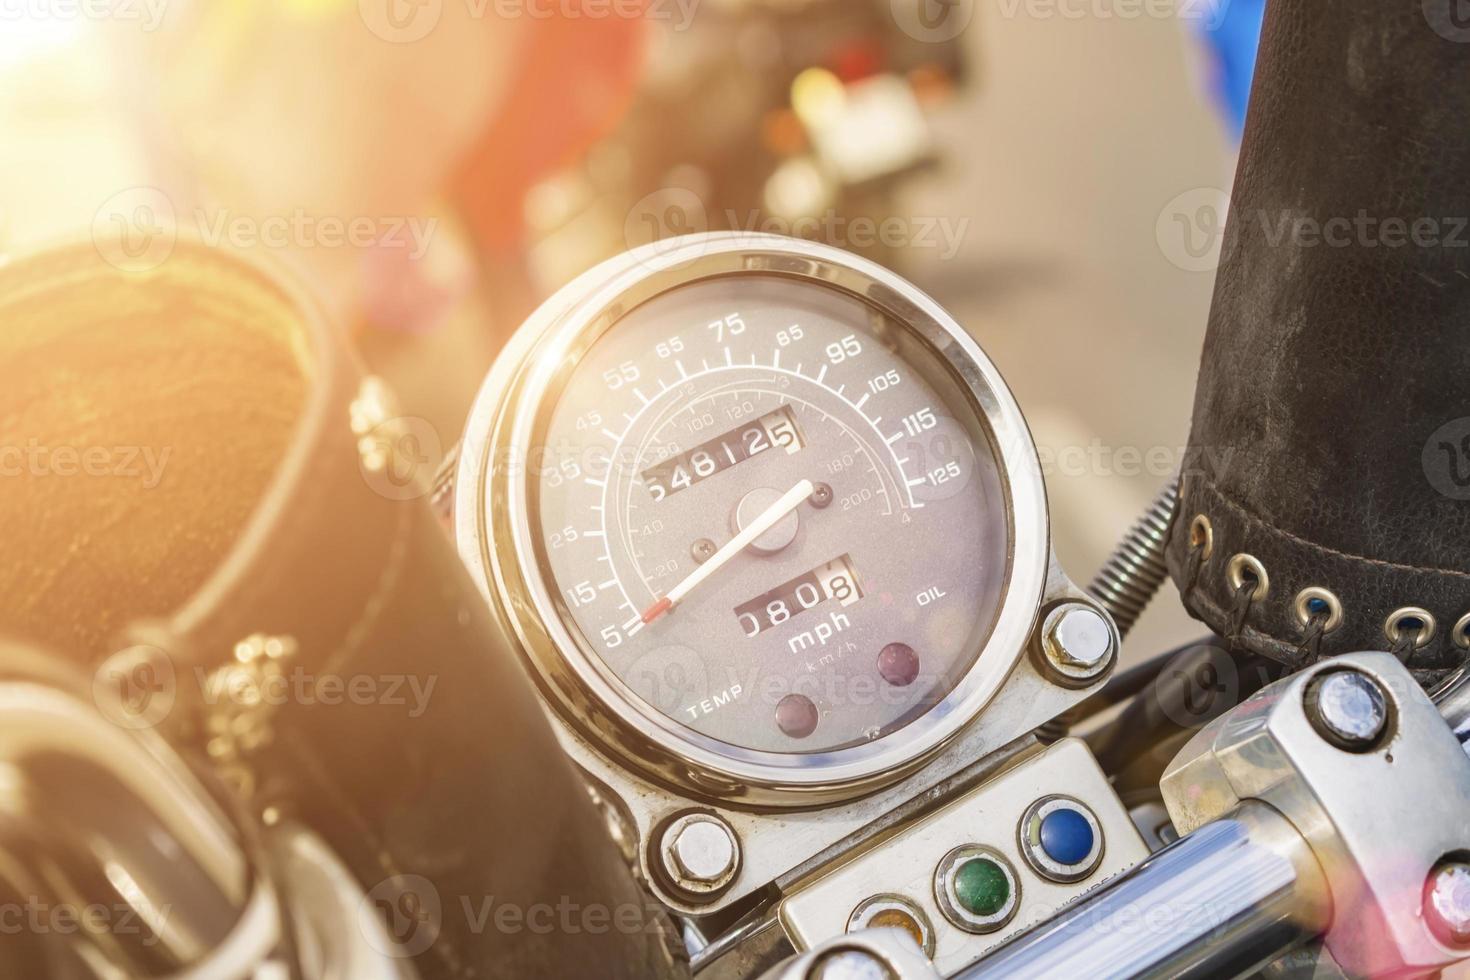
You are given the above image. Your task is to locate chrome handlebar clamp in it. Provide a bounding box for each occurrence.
[762,652,1470,980]
[1159,651,1470,978]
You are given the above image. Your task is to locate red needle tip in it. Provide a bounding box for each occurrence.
[641,597,673,624]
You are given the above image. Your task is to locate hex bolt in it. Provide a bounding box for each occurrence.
[659,812,740,898]
[1305,670,1390,751]
[809,948,896,980]
[1040,603,1115,683]
[1425,861,1470,947]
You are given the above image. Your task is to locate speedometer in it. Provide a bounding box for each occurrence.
[455,234,1049,804]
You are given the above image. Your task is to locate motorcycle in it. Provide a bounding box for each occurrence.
[1,0,1468,977]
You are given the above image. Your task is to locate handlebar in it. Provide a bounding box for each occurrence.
[955,803,1327,980]
[767,658,1470,980]
[962,661,1470,979]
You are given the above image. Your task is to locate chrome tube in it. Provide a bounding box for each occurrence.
[962,802,1330,980]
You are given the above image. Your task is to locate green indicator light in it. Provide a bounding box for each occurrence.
[953,858,1010,916]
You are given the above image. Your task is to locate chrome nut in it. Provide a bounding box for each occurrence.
[1305,670,1390,751]
[659,812,739,898]
[1040,603,1116,684]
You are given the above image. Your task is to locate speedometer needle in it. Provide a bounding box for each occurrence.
[641,478,815,624]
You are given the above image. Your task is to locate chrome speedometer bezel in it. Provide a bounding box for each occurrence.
[454,233,1049,806]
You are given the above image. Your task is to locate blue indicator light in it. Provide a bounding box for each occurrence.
[1039,807,1095,866]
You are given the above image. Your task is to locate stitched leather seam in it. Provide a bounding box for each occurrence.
[1192,482,1470,583]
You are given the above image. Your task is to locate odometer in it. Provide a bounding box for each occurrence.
[640,405,805,501]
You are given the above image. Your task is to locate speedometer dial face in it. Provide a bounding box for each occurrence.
[530,272,1010,756]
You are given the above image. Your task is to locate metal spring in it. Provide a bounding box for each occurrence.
[1088,479,1179,641]
[1038,479,1179,744]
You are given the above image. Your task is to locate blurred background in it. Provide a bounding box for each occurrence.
[0,0,1263,664]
